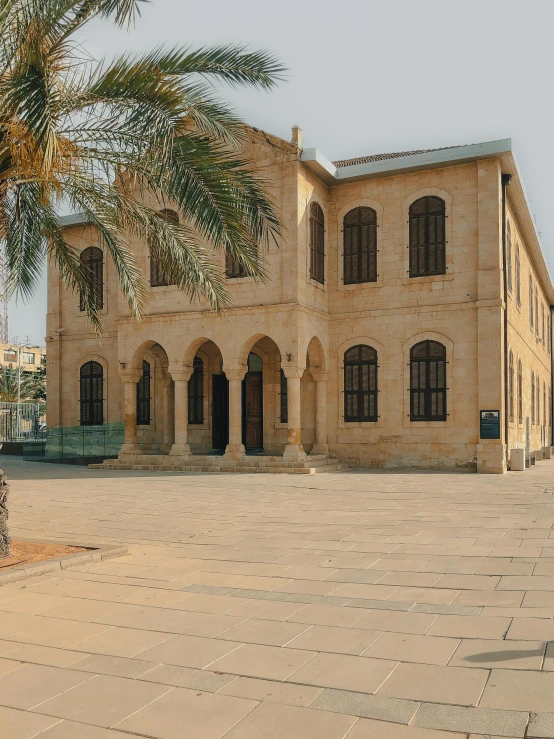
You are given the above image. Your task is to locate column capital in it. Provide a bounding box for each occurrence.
[310,370,327,383]
[281,366,304,380]
[225,366,247,382]
[171,367,193,383]
[119,369,141,383]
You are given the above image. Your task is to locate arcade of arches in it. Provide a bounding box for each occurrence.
[118,336,329,462]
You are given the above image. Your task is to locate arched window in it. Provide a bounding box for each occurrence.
[344,344,378,422]
[506,222,512,292]
[151,210,178,287]
[531,371,536,425]
[79,247,103,311]
[537,375,541,427]
[226,250,247,279]
[515,242,521,305]
[535,286,539,337]
[544,381,547,426]
[80,361,103,426]
[309,202,325,284]
[409,196,446,277]
[279,368,288,423]
[136,360,151,425]
[542,304,545,343]
[529,277,534,329]
[517,359,523,424]
[508,351,514,422]
[410,341,447,421]
[343,207,377,284]
[188,357,204,424]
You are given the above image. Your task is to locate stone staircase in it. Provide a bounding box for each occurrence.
[89,453,345,474]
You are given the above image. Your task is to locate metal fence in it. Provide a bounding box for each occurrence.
[0,402,45,442]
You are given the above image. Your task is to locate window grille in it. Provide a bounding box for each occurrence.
[410,341,447,421]
[515,243,521,305]
[344,345,378,422]
[151,210,178,287]
[506,222,512,292]
[80,247,103,311]
[188,357,204,424]
[136,360,151,425]
[80,361,103,425]
[309,202,325,284]
[409,197,446,277]
[517,360,523,424]
[508,351,514,422]
[343,207,377,284]
[226,250,247,279]
[531,371,536,425]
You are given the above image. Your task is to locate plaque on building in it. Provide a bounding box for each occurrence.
[480,410,500,439]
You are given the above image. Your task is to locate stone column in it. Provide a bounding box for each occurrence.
[169,369,193,457]
[311,371,328,456]
[282,367,307,461]
[119,371,141,457]
[162,376,173,451]
[224,367,246,460]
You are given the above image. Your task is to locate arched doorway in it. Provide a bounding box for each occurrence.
[243,352,263,451]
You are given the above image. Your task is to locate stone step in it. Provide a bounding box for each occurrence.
[89,458,346,474]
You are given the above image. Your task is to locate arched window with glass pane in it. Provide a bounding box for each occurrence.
[309,202,325,284]
[151,210,178,287]
[188,357,204,424]
[344,345,378,422]
[343,207,377,284]
[531,371,536,425]
[509,351,514,422]
[80,361,103,426]
[410,341,447,421]
[515,243,521,305]
[529,277,534,329]
[136,360,151,425]
[409,196,446,277]
[506,222,512,292]
[80,247,103,311]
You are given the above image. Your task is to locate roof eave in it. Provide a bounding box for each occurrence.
[301,139,513,184]
[59,212,91,228]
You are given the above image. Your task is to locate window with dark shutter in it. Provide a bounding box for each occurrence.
[309,202,325,284]
[515,243,521,305]
[531,371,536,425]
[506,222,512,292]
[225,250,247,279]
[518,360,523,424]
[136,360,151,425]
[344,345,378,422]
[151,210,178,287]
[509,351,514,422]
[343,207,377,284]
[188,357,204,424]
[80,361,103,426]
[410,341,447,421]
[279,368,288,423]
[409,196,446,278]
[80,247,103,311]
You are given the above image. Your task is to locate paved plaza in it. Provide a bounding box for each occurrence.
[1,459,554,737]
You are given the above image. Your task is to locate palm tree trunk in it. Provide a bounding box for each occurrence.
[0,470,9,557]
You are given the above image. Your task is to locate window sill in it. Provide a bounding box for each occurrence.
[402,271,454,286]
[308,277,327,292]
[338,420,381,429]
[226,276,256,285]
[337,279,384,292]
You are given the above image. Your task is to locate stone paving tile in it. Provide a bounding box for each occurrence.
[480,669,554,711]
[377,662,489,705]
[353,610,438,634]
[310,688,418,724]
[427,614,511,639]
[138,663,237,691]
[221,701,357,739]
[0,663,91,710]
[412,703,529,737]
[287,652,397,693]
[527,712,554,738]
[32,673,172,728]
[506,617,554,641]
[70,625,172,658]
[363,632,460,665]
[7,618,112,649]
[68,654,157,679]
[116,687,258,739]
[286,624,382,655]
[219,676,324,707]
[0,644,91,668]
[34,719,130,738]
[225,599,307,621]
[0,611,54,639]
[215,617,310,646]
[287,603,369,627]
[208,643,316,680]
[346,718,466,738]
[449,638,545,670]
[0,705,60,738]
[0,657,24,677]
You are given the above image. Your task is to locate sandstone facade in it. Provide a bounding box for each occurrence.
[46,128,554,473]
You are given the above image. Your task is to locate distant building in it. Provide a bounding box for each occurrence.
[47,127,553,473]
[0,343,46,374]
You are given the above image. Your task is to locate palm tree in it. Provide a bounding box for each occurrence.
[0,0,285,329]
[0,0,285,557]
[0,366,45,402]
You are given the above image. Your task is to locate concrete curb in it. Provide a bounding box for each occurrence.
[0,537,127,585]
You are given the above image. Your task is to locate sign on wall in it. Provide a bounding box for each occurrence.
[480,410,501,440]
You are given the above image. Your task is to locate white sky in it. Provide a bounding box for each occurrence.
[14,0,554,345]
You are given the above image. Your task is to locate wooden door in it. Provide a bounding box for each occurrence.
[243,372,263,450]
[212,374,229,450]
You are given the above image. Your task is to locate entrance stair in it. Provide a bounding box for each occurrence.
[89,453,345,474]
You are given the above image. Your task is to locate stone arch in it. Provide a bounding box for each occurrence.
[130,340,169,374]
[235,333,286,372]
[337,337,385,427]
[305,336,326,374]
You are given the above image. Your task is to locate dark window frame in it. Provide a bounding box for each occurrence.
[343,206,378,285]
[79,247,103,311]
[343,344,378,423]
[136,359,151,425]
[225,250,247,279]
[515,242,521,305]
[80,361,103,426]
[517,359,523,425]
[188,356,204,424]
[408,196,446,278]
[409,340,447,422]
[508,350,514,422]
[151,210,178,287]
[309,202,325,284]
[506,222,513,292]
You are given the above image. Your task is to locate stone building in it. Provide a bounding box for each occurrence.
[46,126,554,473]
